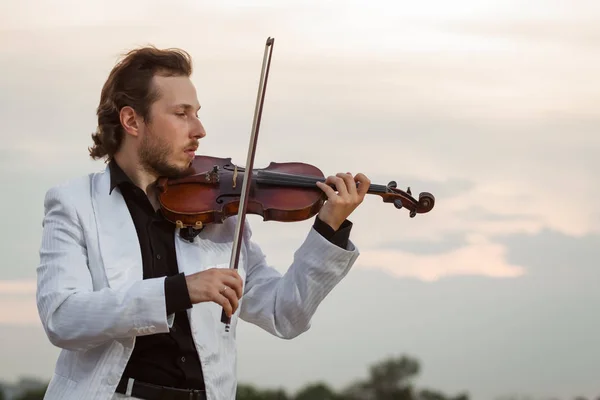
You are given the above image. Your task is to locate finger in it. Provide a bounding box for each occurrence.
[221,269,243,280]
[316,180,336,198]
[216,270,243,298]
[354,173,370,197]
[220,269,243,282]
[332,175,349,198]
[221,286,239,315]
[338,172,356,196]
[212,291,233,317]
[221,274,244,299]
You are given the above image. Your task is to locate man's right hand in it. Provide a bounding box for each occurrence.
[185,268,244,317]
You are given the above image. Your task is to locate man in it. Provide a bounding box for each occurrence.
[36,46,369,400]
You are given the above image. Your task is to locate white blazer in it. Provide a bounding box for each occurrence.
[36,167,360,400]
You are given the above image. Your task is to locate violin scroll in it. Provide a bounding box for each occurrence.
[377,180,435,218]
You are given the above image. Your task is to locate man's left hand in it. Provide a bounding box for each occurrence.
[316,172,370,230]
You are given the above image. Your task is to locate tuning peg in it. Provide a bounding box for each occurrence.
[387,180,397,189]
[406,187,412,196]
[393,199,403,209]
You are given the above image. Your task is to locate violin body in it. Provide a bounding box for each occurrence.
[157,155,435,231]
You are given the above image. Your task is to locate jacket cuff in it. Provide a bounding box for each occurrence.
[313,216,352,249]
[165,273,192,315]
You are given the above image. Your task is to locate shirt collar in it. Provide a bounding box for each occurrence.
[108,159,134,194]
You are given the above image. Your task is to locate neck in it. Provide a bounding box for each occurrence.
[113,151,160,207]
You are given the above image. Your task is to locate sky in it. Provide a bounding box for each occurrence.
[0,0,599,399]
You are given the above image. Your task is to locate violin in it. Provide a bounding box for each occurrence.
[156,37,435,331]
[156,154,435,232]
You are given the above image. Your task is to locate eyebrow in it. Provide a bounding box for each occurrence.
[174,103,201,111]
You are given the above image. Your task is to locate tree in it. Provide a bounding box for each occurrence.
[14,387,47,400]
[340,355,420,400]
[237,383,289,400]
[338,355,469,400]
[294,382,339,400]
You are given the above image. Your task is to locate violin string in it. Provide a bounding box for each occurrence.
[257,171,388,192]
[255,170,388,193]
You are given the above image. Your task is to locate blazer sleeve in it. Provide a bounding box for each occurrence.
[36,185,173,352]
[238,220,360,339]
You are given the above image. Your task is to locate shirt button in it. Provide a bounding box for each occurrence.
[156,254,161,259]
[181,356,186,362]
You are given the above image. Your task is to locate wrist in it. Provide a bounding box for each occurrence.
[184,274,197,303]
[318,215,341,231]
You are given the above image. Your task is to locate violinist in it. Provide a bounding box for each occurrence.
[35,45,370,400]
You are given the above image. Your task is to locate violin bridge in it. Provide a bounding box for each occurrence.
[232,166,238,188]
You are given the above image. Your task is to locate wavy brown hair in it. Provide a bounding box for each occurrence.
[88,46,193,162]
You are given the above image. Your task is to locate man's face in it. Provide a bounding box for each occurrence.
[138,74,205,178]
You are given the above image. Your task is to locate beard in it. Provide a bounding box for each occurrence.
[138,128,191,179]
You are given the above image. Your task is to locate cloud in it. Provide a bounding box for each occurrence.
[0,2,598,399]
[0,280,36,295]
[0,280,39,326]
[0,0,597,302]
[441,9,600,49]
[234,228,600,400]
[499,229,600,280]
[355,233,525,281]
[0,296,39,326]
[1,228,598,400]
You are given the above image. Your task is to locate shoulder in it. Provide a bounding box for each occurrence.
[43,171,101,213]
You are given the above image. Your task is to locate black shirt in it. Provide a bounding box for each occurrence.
[109,159,352,389]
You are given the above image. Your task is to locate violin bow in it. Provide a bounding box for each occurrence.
[221,37,275,331]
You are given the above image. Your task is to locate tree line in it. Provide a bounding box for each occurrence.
[236,355,467,400]
[2,354,597,400]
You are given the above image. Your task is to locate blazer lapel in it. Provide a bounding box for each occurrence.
[173,224,240,277]
[91,168,143,291]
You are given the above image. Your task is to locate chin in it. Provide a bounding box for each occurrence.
[176,158,197,175]
[152,160,189,179]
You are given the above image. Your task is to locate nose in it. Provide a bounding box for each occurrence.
[191,117,206,139]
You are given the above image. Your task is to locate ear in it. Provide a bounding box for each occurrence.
[119,106,141,137]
